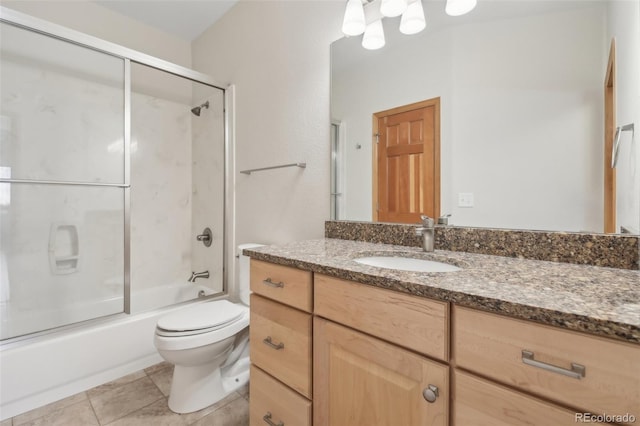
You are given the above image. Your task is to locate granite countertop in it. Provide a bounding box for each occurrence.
[244,238,640,345]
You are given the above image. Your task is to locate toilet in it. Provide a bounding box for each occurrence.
[153,243,262,413]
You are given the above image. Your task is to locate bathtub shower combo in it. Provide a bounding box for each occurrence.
[0,7,235,419]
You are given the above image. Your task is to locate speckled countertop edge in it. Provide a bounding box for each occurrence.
[245,239,640,345]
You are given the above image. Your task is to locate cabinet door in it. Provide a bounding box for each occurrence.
[314,317,448,426]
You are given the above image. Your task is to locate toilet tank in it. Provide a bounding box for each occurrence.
[237,243,264,306]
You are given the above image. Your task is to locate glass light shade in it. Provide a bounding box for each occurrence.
[362,20,385,50]
[380,0,407,18]
[445,0,477,16]
[400,0,426,35]
[342,0,366,36]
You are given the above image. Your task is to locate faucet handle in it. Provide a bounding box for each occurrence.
[437,214,451,225]
[420,215,434,227]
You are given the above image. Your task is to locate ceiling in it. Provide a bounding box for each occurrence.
[94,0,238,41]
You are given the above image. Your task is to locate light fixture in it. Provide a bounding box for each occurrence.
[342,0,366,36]
[380,0,407,18]
[362,19,385,50]
[400,0,426,35]
[445,0,477,16]
[341,0,475,50]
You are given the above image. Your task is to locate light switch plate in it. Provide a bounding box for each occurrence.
[458,192,474,208]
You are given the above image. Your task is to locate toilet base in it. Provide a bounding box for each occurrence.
[167,354,250,414]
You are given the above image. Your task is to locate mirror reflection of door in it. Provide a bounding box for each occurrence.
[604,39,616,233]
[373,98,440,224]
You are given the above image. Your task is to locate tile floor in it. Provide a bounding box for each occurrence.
[1,362,249,426]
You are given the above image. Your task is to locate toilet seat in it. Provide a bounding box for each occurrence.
[156,300,244,337]
[154,300,249,351]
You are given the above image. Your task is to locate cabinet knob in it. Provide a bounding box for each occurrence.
[422,384,439,403]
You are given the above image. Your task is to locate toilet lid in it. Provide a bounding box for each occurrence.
[157,300,244,332]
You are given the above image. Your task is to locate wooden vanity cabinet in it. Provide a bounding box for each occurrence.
[453,306,639,425]
[249,258,639,426]
[453,370,596,425]
[313,274,449,426]
[314,274,448,361]
[250,365,312,426]
[314,317,449,426]
[249,260,313,426]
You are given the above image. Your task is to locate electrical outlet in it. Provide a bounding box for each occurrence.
[458,192,474,208]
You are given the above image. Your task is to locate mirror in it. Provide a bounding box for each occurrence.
[331,0,639,234]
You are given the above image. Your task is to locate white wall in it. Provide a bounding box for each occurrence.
[1,0,191,67]
[192,0,343,291]
[333,3,608,232]
[608,0,640,234]
[450,5,605,232]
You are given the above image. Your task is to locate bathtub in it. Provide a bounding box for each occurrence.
[0,282,224,420]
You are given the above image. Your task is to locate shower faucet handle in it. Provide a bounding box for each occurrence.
[196,227,212,247]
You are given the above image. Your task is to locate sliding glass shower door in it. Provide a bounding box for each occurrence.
[129,63,225,313]
[0,22,126,339]
[0,12,227,340]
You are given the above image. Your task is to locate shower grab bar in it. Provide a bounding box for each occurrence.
[0,178,129,188]
[240,162,306,175]
[611,123,634,168]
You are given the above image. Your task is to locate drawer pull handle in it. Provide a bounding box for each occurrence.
[422,384,439,403]
[263,278,284,288]
[263,336,285,350]
[263,412,284,426]
[522,350,585,379]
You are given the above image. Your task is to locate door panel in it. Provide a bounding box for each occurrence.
[374,98,440,224]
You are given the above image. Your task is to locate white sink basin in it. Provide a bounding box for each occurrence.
[354,256,462,272]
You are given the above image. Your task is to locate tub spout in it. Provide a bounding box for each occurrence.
[188,271,209,282]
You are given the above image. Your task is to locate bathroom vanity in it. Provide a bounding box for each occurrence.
[246,238,640,426]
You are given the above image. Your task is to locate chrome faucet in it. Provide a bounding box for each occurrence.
[415,215,435,252]
[188,271,210,282]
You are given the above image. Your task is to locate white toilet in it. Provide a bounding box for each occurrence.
[153,243,262,413]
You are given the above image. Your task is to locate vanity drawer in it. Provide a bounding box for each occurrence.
[314,274,448,361]
[454,306,640,421]
[250,294,312,398]
[454,370,609,425]
[250,365,311,426]
[250,259,312,312]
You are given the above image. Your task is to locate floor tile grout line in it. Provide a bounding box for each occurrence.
[85,391,102,426]
[184,392,243,426]
[147,365,174,397]
[89,376,162,426]
[101,396,166,426]
[12,394,91,426]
